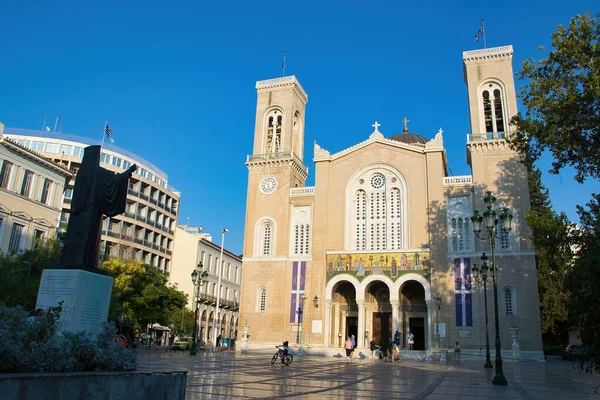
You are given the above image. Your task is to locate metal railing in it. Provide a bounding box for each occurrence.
[443,176,473,187]
[467,131,513,142]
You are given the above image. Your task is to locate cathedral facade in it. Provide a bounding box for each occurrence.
[239,45,544,359]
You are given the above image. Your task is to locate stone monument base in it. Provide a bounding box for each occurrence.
[36,269,113,334]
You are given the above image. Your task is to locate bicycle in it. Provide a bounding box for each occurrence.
[271,345,294,365]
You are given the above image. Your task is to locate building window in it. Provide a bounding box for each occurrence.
[65,187,73,199]
[31,141,45,152]
[8,223,25,252]
[20,170,34,197]
[258,287,267,312]
[40,179,51,204]
[45,143,60,153]
[73,147,85,157]
[0,160,13,189]
[504,287,515,316]
[100,153,111,164]
[293,224,310,255]
[481,83,506,133]
[355,190,366,250]
[497,221,510,251]
[262,222,272,256]
[265,110,283,153]
[59,144,73,156]
[352,172,406,251]
[112,156,122,168]
[450,217,472,253]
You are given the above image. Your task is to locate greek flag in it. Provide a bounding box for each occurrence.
[475,24,484,42]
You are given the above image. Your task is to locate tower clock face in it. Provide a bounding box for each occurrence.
[260,177,277,194]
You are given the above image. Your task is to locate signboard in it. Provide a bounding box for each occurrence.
[312,320,322,334]
[458,330,472,338]
[435,323,446,338]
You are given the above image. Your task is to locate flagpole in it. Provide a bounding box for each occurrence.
[282,50,286,77]
[101,121,107,150]
[482,19,487,49]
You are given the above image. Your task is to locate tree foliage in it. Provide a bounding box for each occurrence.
[103,258,188,330]
[511,104,575,343]
[511,13,600,182]
[565,194,600,374]
[0,239,61,311]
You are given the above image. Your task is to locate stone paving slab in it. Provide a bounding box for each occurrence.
[138,350,600,399]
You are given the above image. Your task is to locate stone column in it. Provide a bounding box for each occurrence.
[426,300,433,350]
[334,304,341,346]
[357,300,365,348]
[391,300,400,334]
[325,300,333,347]
[341,309,347,344]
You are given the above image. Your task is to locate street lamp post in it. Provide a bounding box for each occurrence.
[434,293,442,349]
[471,191,513,385]
[296,293,307,345]
[471,255,493,369]
[213,228,228,352]
[190,263,208,356]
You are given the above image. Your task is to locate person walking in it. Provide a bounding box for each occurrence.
[407,331,414,350]
[350,335,356,349]
[345,337,354,362]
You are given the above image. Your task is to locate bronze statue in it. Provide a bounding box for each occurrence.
[60,145,137,273]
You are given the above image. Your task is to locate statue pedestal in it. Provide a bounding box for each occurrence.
[36,269,113,334]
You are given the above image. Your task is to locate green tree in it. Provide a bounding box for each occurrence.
[520,145,575,343]
[164,307,196,337]
[565,194,600,374]
[511,13,600,183]
[103,258,188,331]
[0,238,62,310]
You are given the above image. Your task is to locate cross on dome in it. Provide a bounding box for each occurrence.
[372,121,381,133]
[402,117,410,133]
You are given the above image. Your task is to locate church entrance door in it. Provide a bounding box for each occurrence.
[409,318,425,350]
[372,312,392,347]
[346,316,358,342]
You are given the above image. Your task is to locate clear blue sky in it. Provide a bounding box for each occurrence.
[1,1,598,254]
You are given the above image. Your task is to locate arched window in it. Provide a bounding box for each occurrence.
[355,190,366,250]
[481,83,506,134]
[503,287,515,316]
[258,287,267,312]
[350,171,406,251]
[262,222,272,256]
[265,110,283,153]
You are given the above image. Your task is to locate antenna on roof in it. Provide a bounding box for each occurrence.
[41,116,48,131]
[281,50,286,77]
[58,117,66,132]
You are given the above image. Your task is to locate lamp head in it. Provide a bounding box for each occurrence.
[483,191,496,208]
[471,264,480,281]
[500,207,513,231]
[471,210,483,234]
[191,269,198,284]
[223,228,229,233]
[483,208,497,231]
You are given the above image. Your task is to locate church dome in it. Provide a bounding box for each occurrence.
[388,132,428,144]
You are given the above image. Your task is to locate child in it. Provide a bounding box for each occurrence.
[281,341,290,364]
[454,342,461,359]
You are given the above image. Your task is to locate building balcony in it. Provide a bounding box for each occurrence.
[467,131,513,142]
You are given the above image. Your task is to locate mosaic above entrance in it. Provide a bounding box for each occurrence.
[326,251,430,281]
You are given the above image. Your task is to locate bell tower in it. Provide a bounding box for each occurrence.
[243,75,309,258]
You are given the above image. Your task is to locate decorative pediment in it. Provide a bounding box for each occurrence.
[313,141,331,161]
[33,218,54,228]
[0,204,11,215]
[426,128,444,150]
[12,211,33,221]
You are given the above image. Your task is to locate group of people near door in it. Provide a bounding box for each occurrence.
[368,330,415,359]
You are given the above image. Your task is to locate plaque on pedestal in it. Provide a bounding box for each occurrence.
[36,269,113,334]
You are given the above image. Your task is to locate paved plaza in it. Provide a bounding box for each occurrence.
[138,350,600,399]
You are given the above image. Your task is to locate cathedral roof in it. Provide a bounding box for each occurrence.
[388,132,429,145]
